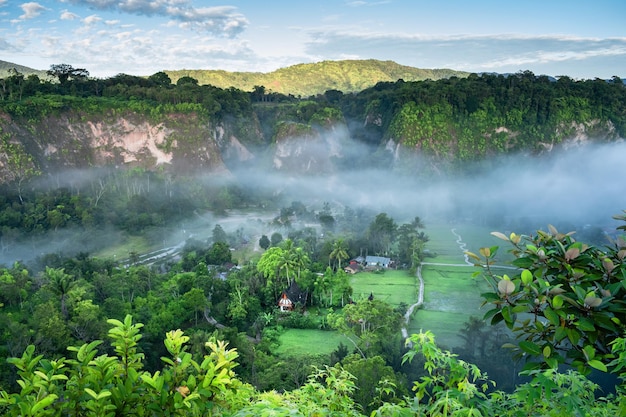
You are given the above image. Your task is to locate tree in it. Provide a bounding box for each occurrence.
[329,238,349,270]
[277,239,297,286]
[270,232,283,247]
[0,134,41,203]
[257,246,286,299]
[342,354,406,413]
[291,246,310,281]
[212,224,228,244]
[259,234,270,250]
[47,63,89,85]
[176,76,198,87]
[148,71,171,87]
[470,220,626,374]
[206,241,232,265]
[327,298,403,358]
[318,202,335,234]
[367,213,397,255]
[44,267,75,321]
[397,217,429,269]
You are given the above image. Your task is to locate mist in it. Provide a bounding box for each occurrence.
[231,138,626,229]
[1,134,624,267]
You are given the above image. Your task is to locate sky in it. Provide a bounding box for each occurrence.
[0,0,625,79]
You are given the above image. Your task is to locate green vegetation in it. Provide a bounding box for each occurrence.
[1,319,624,416]
[165,59,470,97]
[471,218,626,375]
[351,270,417,306]
[0,61,625,413]
[275,329,349,356]
[1,62,625,182]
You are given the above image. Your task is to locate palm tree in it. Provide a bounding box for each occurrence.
[278,239,296,285]
[45,267,75,321]
[292,247,310,281]
[329,238,349,270]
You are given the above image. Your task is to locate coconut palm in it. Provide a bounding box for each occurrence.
[329,238,349,270]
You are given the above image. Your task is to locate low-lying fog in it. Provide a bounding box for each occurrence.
[1,139,624,266]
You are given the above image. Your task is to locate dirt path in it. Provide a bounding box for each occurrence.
[401,228,472,340]
[401,264,424,339]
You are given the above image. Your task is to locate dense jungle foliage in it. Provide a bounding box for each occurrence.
[0,63,625,414]
[1,62,624,180]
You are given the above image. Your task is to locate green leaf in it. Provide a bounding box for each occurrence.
[543,306,560,326]
[501,305,513,324]
[567,328,581,346]
[587,359,607,372]
[555,326,567,342]
[545,357,559,369]
[576,318,596,332]
[521,269,533,286]
[490,311,504,326]
[31,394,58,414]
[519,340,542,356]
[551,294,564,309]
[583,345,595,361]
[481,292,501,302]
[512,257,535,268]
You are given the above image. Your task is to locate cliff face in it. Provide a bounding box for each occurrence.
[0,107,360,183]
[0,105,622,185]
[0,111,244,182]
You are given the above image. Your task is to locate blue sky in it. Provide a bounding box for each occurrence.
[1,0,625,79]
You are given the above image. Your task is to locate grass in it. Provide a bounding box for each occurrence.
[272,222,516,357]
[275,329,352,356]
[413,223,506,349]
[350,269,418,306]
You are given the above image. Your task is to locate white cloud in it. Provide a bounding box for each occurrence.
[60,10,79,20]
[64,0,248,36]
[19,2,47,20]
[83,14,101,25]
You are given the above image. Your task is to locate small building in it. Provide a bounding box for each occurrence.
[344,260,362,274]
[277,281,308,312]
[365,256,391,268]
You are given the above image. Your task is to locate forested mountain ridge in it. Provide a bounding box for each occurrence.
[0,68,624,184]
[165,59,470,96]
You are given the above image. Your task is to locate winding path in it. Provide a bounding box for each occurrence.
[401,228,473,340]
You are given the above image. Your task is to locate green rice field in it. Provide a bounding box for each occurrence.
[275,329,352,356]
[350,269,419,306]
[411,223,513,348]
[278,223,516,353]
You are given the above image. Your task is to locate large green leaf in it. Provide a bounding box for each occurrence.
[519,340,542,356]
[587,360,607,372]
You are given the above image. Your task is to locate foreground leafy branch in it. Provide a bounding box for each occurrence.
[469,221,626,375]
[1,319,624,416]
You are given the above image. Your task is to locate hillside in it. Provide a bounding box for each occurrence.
[0,60,48,79]
[0,68,624,185]
[164,59,469,96]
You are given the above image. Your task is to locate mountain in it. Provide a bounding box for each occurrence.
[0,68,624,186]
[0,60,48,79]
[163,59,469,96]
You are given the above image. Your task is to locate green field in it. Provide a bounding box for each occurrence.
[275,329,352,356]
[277,223,513,354]
[412,224,505,349]
[350,269,418,306]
